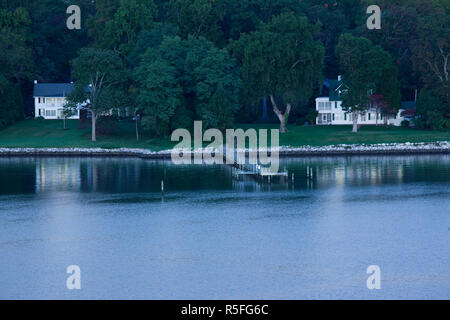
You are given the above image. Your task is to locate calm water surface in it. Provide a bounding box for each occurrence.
[0,155,449,299]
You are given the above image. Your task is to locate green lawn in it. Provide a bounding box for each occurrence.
[0,119,174,150]
[0,119,448,150]
[237,123,450,147]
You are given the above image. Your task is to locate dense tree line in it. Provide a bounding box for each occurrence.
[0,0,448,138]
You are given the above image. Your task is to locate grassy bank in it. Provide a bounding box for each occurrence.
[0,119,449,150]
[0,119,174,150]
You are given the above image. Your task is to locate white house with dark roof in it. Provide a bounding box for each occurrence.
[33,81,80,119]
[316,76,405,126]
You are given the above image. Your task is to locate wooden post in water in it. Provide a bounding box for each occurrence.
[161,180,164,196]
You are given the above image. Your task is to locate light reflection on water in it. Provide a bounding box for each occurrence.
[0,155,449,299]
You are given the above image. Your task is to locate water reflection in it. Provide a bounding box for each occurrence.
[0,155,449,299]
[0,155,449,195]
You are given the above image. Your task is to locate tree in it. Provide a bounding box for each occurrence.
[0,7,33,82]
[133,34,240,136]
[127,23,178,68]
[102,0,157,55]
[412,1,449,94]
[373,64,401,124]
[0,76,24,130]
[359,0,421,92]
[220,0,305,41]
[416,88,449,129]
[370,94,390,126]
[134,57,182,136]
[166,0,226,45]
[304,0,365,78]
[66,48,127,141]
[335,34,392,132]
[231,13,324,133]
[193,46,241,130]
[87,0,121,45]
[411,1,449,123]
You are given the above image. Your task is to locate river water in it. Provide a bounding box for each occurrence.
[0,155,449,299]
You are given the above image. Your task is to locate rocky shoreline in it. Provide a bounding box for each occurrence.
[0,141,449,159]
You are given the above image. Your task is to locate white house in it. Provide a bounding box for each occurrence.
[316,77,405,126]
[33,81,80,119]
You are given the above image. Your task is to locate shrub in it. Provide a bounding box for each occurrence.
[306,110,318,125]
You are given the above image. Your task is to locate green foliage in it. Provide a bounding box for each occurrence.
[101,0,157,55]
[134,35,240,136]
[134,58,182,136]
[166,0,227,45]
[0,7,33,82]
[0,0,448,135]
[416,89,449,130]
[68,48,128,115]
[306,110,319,125]
[193,47,241,130]
[232,12,324,108]
[376,64,401,109]
[0,80,24,130]
[336,34,393,114]
[304,0,365,77]
[128,23,178,68]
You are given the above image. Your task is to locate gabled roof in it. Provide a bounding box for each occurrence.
[329,79,347,101]
[401,101,416,110]
[33,83,74,97]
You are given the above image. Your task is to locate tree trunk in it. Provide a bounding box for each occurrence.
[270,95,291,133]
[91,111,97,142]
[135,114,140,141]
[352,111,358,133]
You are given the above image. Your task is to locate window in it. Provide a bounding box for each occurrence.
[344,113,347,121]
[368,113,371,121]
[335,102,337,109]
[45,110,56,117]
[318,101,332,110]
[332,114,335,120]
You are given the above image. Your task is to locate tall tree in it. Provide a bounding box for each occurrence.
[193,46,241,130]
[304,0,365,78]
[66,48,127,141]
[231,13,324,133]
[412,2,449,97]
[335,34,392,132]
[134,55,182,136]
[101,0,157,55]
[0,6,33,82]
[134,35,240,136]
[166,0,227,45]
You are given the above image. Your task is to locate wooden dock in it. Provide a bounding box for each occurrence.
[222,145,289,183]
